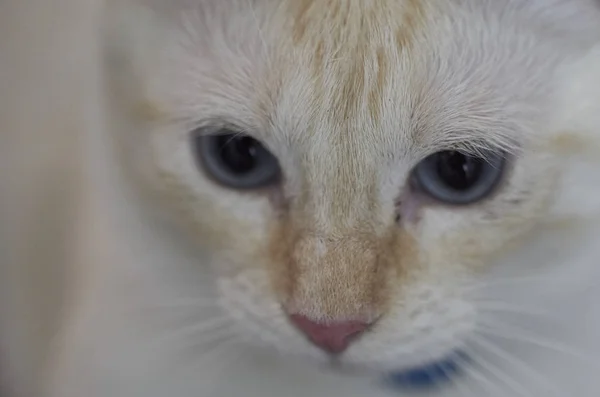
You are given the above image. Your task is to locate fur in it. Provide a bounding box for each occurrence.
[2,0,600,396]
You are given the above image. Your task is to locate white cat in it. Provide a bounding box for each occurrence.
[2,1,600,396]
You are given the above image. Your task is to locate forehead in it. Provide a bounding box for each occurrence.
[268,0,426,151]
[145,0,588,155]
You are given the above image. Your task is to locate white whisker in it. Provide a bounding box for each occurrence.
[156,316,233,344]
[196,333,242,360]
[475,321,596,365]
[436,350,475,397]
[467,352,534,397]
[475,301,553,319]
[150,300,220,309]
[462,274,568,293]
[455,350,506,397]
[470,334,562,396]
[178,327,240,358]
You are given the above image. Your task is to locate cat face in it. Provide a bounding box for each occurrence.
[103,0,600,373]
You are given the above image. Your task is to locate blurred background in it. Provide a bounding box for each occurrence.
[0,0,101,394]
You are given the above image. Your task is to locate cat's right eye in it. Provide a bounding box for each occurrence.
[192,130,281,190]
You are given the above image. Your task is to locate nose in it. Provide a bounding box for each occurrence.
[289,314,369,354]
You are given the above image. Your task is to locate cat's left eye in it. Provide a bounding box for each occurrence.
[411,150,505,205]
[193,130,281,190]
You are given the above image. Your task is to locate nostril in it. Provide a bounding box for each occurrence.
[289,314,370,354]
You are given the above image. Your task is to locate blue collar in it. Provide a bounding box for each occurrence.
[384,353,466,391]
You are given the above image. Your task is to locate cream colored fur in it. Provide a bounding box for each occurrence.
[1,1,600,397]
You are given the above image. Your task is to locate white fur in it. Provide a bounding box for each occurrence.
[2,1,600,397]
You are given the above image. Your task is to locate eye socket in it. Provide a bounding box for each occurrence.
[411,150,506,205]
[193,130,281,189]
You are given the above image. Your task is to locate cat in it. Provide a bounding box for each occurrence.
[2,0,600,396]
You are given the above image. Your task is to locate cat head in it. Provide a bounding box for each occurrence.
[102,0,600,373]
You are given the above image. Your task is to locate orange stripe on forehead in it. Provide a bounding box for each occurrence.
[286,0,427,49]
[396,0,426,50]
[281,0,427,124]
[369,47,389,122]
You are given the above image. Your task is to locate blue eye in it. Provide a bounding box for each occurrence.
[411,150,505,205]
[193,130,281,189]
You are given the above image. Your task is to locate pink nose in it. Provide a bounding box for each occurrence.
[289,314,369,354]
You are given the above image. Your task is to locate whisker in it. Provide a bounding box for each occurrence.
[467,352,534,397]
[172,331,243,379]
[475,321,596,365]
[156,316,233,344]
[474,301,553,319]
[435,350,475,397]
[462,274,569,293]
[151,299,221,309]
[196,333,242,360]
[470,334,562,396]
[455,350,507,397]
[176,327,240,357]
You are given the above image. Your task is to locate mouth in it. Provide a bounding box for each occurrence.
[383,351,467,390]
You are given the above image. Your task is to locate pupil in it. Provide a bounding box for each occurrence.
[436,151,482,190]
[218,135,258,174]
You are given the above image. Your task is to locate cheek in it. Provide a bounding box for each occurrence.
[144,131,278,266]
[191,200,273,275]
[418,214,535,273]
[146,172,271,259]
[415,172,559,271]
